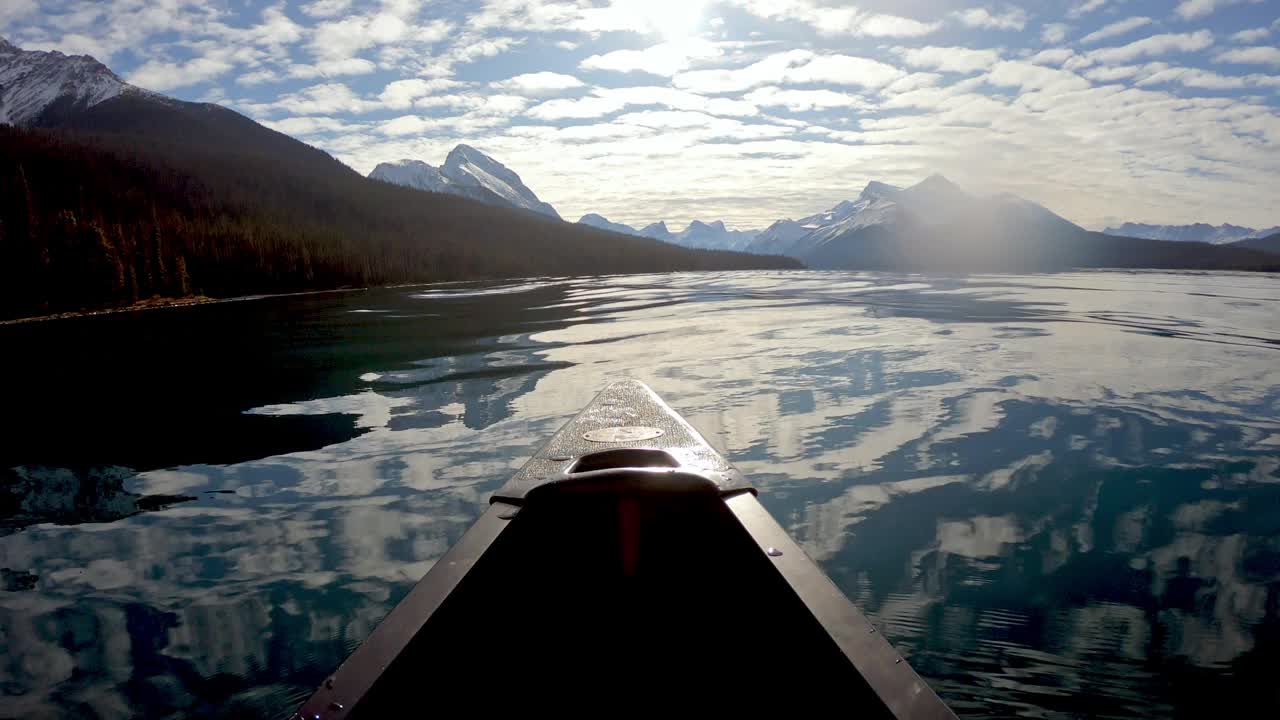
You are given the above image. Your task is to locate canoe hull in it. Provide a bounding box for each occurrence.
[295,380,955,719]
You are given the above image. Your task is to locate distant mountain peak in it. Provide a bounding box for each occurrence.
[914,174,961,191]
[578,213,641,236]
[860,181,900,199]
[371,143,560,219]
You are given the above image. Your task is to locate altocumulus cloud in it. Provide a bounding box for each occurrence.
[2,0,1278,230]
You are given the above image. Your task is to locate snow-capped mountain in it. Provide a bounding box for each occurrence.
[1103,222,1280,245]
[748,181,903,256]
[0,37,131,125]
[369,158,510,207]
[575,215,757,251]
[370,144,560,219]
[744,174,1089,269]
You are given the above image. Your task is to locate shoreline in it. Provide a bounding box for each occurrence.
[5,266,1276,326]
[0,287,369,326]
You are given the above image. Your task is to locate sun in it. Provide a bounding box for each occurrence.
[629,0,707,41]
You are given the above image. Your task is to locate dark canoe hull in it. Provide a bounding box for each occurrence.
[295,380,956,719]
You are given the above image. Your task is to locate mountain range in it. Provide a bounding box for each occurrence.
[1,36,1277,320]
[578,215,758,251]
[0,38,792,320]
[374,142,1280,271]
[1103,222,1280,245]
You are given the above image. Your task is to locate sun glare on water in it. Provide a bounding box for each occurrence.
[626,0,706,40]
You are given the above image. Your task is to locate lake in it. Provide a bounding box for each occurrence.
[2,270,1279,719]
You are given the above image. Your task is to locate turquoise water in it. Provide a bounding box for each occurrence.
[2,270,1279,718]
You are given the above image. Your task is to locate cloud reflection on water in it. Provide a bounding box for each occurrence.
[1,270,1279,718]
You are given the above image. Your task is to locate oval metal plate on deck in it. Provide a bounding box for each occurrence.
[582,426,664,443]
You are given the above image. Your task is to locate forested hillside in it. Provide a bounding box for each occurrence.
[0,100,797,320]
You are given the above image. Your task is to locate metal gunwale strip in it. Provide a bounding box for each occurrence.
[293,501,517,720]
[724,492,957,720]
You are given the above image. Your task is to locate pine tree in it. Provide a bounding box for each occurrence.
[175,254,191,296]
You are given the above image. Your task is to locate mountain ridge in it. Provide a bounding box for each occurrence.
[1102,222,1280,245]
[576,213,758,251]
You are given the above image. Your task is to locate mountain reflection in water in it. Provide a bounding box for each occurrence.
[1,270,1278,719]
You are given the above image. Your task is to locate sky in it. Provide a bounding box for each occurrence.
[3,0,1279,231]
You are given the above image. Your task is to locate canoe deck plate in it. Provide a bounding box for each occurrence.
[493,379,750,501]
[583,426,664,443]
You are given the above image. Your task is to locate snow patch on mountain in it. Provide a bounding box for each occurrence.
[368,159,451,193]
[0,37,129,125]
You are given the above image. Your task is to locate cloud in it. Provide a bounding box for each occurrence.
[730,1,940,37]
[378,78,464,109]
[301,0,352,18]
[128,56,234,91]
[673,50,904,94]
[744,86,869,111]
[986,61,1091,92]
[524,86,758,120]
[261,116,365,135]
[1214,46,1280,66]
[1230,28,1270,43]
[246,6,304,47]
[611,110,795,141]
[857,14,942,38]
[24,33,110,59]
[1067,0,1108,19]
[288,58,378,79]
[0,0,36,26]
[953,7,1029,32]
[1081,60,1280,91]
[597,86,758,116]
[1094,62,1280,90]
[1027,48,1076,66]
[237,69,280,86]
[883,73,943,94]
[1080,17,1153,45]
[524,95,628,120]
[491,71,584,95]
[580,40,722,77]
[1041,23,1070,44]
[247,83,380,115]
[1087,31,1215,65]
[309,14,450,61]
[1175,0,1262,21]
[469,0,692,35]
[895,46,1001,74]
[555,40,579,50]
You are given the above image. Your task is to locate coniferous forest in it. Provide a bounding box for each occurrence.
[0,105,798,320]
